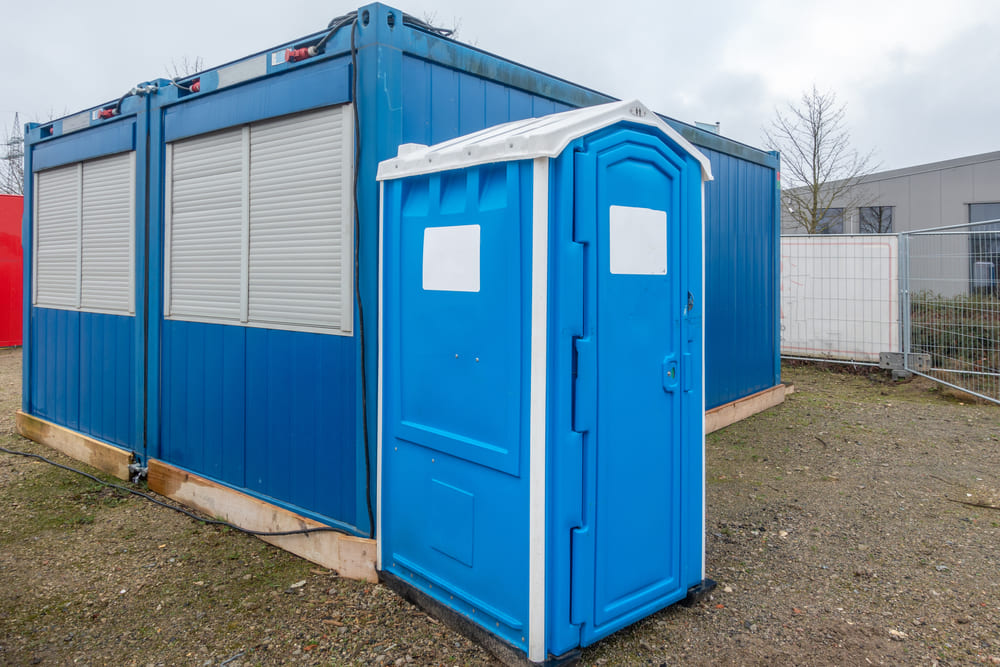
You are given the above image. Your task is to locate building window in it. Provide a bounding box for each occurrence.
[818,208,844,234]
[969,203,1000,294]
[164,104,354,335]
[34,152,135,315]
[859,206,893,233]
[970,203,1000,225]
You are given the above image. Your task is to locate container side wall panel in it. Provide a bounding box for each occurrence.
[79,311,135,447]
[30,308,133,448]
[24,109,141,452]
[400,57,573,147]
[30,307,80,430]
[160,321,356,524]
[244,328,357,522]
[703,149,778,409]
[160,320,247,484]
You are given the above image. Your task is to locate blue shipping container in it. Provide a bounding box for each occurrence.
[20,2,778,562]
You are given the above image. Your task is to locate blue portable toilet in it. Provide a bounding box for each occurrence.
[377,100,713,663]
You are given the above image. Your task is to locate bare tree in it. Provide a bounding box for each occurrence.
[420,12,468,42]
[765,86,876,234]
[0,112,24,195]
[167,56,205,81]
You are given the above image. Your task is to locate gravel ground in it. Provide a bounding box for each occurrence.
[1,346,998,666]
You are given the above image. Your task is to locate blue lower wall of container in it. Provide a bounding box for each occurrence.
[159,320,358,529]
[29,307,135,449]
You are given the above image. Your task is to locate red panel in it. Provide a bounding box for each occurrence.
[0,194,23,347]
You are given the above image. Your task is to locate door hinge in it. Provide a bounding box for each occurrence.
[572,337,595,433]
[572,152,596,244]
[569,525,591,626]
[566,241,584,338]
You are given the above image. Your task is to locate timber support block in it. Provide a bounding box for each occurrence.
[705,383,793,434]
[147,459,377,583]
[15,410,134,480]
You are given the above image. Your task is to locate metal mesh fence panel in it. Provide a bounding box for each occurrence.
[904,220,1000,404]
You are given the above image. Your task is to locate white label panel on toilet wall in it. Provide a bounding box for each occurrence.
[609,205,668,275]
[422,224,481,292]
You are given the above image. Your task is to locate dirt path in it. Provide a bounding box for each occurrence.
[1,348,998,665]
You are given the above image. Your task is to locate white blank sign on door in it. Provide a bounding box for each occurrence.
[422,224,481,292]
[609,205,667,275]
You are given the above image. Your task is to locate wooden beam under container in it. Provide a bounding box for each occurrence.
[16,410,133,480]
[147,459,377,583]
[705,383,794,434]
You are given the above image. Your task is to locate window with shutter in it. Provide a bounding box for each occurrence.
[248,106,353,331]
[81,152,134,313]
[165,127,245,321]
[34,152,135,314]
[35,164,80,309]
[164,104,354,335]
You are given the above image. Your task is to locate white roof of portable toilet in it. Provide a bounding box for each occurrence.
[376,99,713,181]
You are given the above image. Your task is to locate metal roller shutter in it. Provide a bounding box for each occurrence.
[35,164,81,309]
[164,105,354,334]
[34,153,135,314]
[248,106,353,332]
[165,127,245,321]
[81,152,135,314]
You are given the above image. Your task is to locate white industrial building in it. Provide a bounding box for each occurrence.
[781,150,1000,297]
[781,150,1000,234]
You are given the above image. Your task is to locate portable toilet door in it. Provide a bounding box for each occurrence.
[378,100,713,663]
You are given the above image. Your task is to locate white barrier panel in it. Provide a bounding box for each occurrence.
[781,235,899,362]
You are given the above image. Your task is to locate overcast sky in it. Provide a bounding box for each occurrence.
[3,0,996,172]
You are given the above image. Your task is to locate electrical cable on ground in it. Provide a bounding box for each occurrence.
[0,445,352,538]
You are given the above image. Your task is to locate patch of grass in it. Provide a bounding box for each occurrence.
[0,461,131,542]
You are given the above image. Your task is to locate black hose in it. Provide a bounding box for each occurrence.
[315,11,358,53]
[0,446,352,538]
[314,10,454,56]
[348,19,375,540]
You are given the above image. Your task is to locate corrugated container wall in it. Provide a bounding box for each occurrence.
[21,2,779,538]
[700,148,781,407]
[0,195,22,347]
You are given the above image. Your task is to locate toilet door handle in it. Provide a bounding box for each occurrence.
[662,355,678,393]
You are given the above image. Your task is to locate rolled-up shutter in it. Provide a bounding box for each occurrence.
[81,152,134,314]
[165,127,244,321]
[164,104,354,335]
[248,106,353,332]
[35,164,81,309]
[34,152,135,314]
